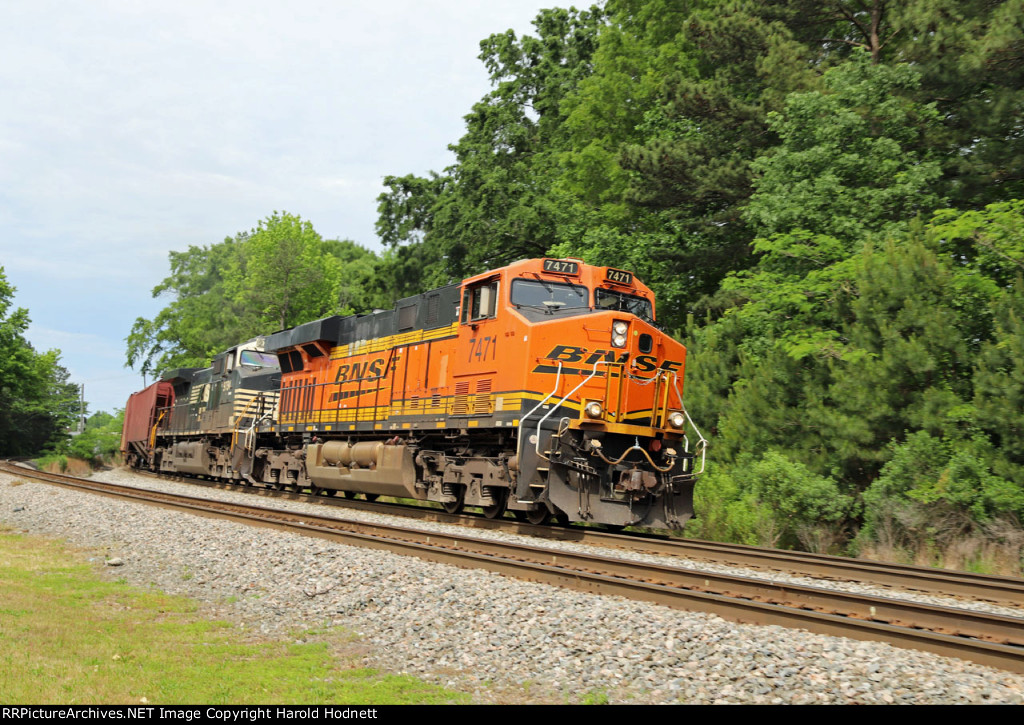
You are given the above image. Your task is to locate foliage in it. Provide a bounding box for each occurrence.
[225,212,342,330]
[927,200,1024,289]
[970,278,1024,486]
[125,236,252,377]
[0,268,80,456]
[744,54,944,242]
[762,0,1024,204]
[858,432,1024,557]
[68,410,125,463]
[376,6,606,291]
[126,213,384,376]
[690,454,851,551]
[548,0,821,327]
[687,200,1024,555]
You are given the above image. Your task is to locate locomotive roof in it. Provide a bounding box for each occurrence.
[264,283,461,352]
[160,367,201,383]
[264,258,653,353]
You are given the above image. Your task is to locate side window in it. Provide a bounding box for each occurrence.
[461,280,500,323]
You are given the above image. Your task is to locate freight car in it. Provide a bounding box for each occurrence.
[122,258,705,530]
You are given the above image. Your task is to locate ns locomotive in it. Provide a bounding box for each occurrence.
[121,258,706,529]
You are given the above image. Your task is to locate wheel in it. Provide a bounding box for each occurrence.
[481,490,507,520]
[525,507,550,525]
[364,493,379,502]
[308,484,322,496]
[343,491,357,499]
[442,487,465,515]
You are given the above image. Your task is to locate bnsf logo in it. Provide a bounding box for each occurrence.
[544,345,682,373]
[334,357,387,383]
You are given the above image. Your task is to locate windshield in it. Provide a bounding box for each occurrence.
[239,350,279,367]
[511,279,589,311]
[595,288,654,322]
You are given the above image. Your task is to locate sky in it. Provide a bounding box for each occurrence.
[0,0,557,415]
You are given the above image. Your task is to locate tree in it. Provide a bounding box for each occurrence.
[376,6,606,288]
[771,0,1024,204]
[126,236,252,377]
[227,212,342,331]
[744,54,944,243]
[0,268,80,455]
[972,280,1024,486]
[127,213,382,376]
[554,0,819,326]
[684,198,1024,557]
[69,410,125,463]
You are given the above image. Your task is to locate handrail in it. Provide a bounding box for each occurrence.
[148,410,166,450]
[231,395,262,453]
[513,361,563,497]
[672,374,707,476]
[535,359,607,461]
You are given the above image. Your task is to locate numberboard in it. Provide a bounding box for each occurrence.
[605,268,633,285]
[542,259,579,275]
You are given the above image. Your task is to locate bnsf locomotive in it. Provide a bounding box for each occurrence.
[121,258,706,529]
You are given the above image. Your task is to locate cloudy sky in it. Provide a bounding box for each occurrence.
[0,0,556,414]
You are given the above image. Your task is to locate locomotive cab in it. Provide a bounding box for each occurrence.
[486,259,704,529]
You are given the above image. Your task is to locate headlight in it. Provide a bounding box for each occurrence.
[668,411,685,429]
[585,401,604,419]
[611,320,628,348]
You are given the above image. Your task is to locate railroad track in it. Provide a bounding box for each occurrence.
[3,460,1024,674]
[131,465,1024,609]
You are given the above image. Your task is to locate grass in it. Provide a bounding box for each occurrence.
[858,538,1024,578]
[579,689,610,705]
[0,526,468,705]
[33,453,68,472]
[33,455,95,477]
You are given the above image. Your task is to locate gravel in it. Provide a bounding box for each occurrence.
[3,466,1024,705]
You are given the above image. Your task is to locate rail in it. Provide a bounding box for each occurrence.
[5,460,1024,676]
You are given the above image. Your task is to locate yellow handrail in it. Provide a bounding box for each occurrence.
[231,395,261,453]
[148,410,166,450]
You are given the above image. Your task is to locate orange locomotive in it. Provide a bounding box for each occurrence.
[260,257,705,529]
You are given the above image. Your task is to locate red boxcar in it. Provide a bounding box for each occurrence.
[120,381,174,465]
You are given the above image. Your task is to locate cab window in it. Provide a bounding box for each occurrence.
[461,280,499,323]
[595,288,654,322]
[239,350,279,367]
[511,279,588,310]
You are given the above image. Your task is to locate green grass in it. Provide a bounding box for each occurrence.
[33,453,68,472]
[0,527,468,704]
[579,689,610,705]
